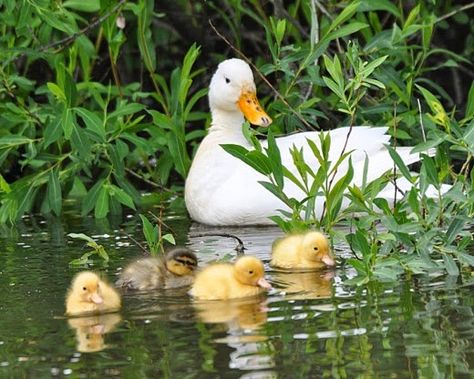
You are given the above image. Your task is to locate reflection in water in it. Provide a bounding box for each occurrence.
[67,313,121,353]
[194,297,268,330]
[271,270,334,300]
[0,218,473,377]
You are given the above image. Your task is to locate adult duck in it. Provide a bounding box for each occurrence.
[185,58,430,226]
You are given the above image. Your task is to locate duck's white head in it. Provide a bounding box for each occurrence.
[209,58,272,127]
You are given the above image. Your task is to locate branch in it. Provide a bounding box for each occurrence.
[436,2,474,23]
[32,0,127,56]
[208,20,315,130]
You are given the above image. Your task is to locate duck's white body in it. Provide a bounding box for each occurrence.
[185,59,433,226]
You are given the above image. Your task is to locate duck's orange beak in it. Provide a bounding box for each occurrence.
[321,254,335,267]
[90,293,104,304]
[238,91,272,127]
[257,277,272,289]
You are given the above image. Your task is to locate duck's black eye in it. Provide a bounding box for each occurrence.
[83,287,87,291]
[225,77,230,84]
[249,270,254,274]
[313,247,319,252]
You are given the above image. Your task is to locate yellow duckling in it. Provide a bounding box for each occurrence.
[190,255,271,300]
[270,231,335,270]
[66,271,121,317]
[116,247,198,290]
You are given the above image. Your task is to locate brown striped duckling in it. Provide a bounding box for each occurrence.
[66,271,121,317]
[270,231,335,270]
[116,247,198,290]
[190,255,271,300]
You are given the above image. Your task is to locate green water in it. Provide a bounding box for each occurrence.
[0,214,473,378]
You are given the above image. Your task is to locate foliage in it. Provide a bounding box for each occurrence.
[0,0,207,222]
[67,232,109,266]
[221,1,474,281]
[139,213,175,255]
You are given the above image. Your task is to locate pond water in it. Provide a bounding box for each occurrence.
[0,211,473,378]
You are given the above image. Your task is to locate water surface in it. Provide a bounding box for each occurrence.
[0,214,473,378]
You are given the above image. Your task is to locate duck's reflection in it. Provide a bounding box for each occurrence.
[272,270,334,300]
[194,297,268,330]
[68,313,121,353]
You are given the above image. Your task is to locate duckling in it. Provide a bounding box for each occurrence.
[115,247,198,290]
[190,255,271,300]
[66,271,121,317]
[270,231,335,270]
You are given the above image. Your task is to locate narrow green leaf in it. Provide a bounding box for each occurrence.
[139,214,157,245]
[386,145,413,182]
[111,185,136,210]
[82,179,105,216]
[47,169,62,216]
[443,254,459,276]
[94,186,109,218]
[68,233,96,244]
[75,107,105,142]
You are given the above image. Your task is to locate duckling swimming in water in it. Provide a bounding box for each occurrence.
[190,255,271,300]
[66,271,121,317]
[116,247,198,290]
[270,231,335,270]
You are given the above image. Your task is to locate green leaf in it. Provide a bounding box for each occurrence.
[445,217,465,245]
[44,115,63,148]
[221,144,272,175]
[94,186,109,218]
[47,169,62,216]
[443,254,459,276]
[47,82,66,102]
[82,179,105,216]
[466,81,474,119]
[266,130,283,188]
[326,1,361,34]
[0,174,11,193]
[0,135,33,149]
[68,233,96,244]
[109,103,146,119]
[162,233,176,245]
[75,107,105,142]
[110,184,136,210]
[324,22,369,42]
[62,107,74,139]
[386,146,413,182]
[358,0,401,17]
[139,214,157,245]
[63,0,101,12]
[458,252,474,267]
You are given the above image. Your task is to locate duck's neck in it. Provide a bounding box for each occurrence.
[208,109,248,144]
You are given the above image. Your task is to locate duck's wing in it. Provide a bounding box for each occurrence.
[272,126,427,187]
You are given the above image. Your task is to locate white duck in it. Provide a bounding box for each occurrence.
[185,58,435,226]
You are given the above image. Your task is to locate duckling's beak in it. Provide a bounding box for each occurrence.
[90,293,104,304]
[257,277,272,289]
[321,254,335,267]
[238,90,272,127]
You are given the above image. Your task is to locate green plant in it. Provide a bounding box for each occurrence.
[139,213,175,255]
[68,232,109,266]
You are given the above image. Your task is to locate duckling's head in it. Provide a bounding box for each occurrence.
[165,247,198,276]
[209,58,272,127]
[233,256,272,289]
[301,232,335,267]
[70,271,104,305]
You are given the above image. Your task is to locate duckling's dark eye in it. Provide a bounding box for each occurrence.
[225,77,230,84]
[313,247,319,252]
[82,287,87,291]
[248,270,254,274]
